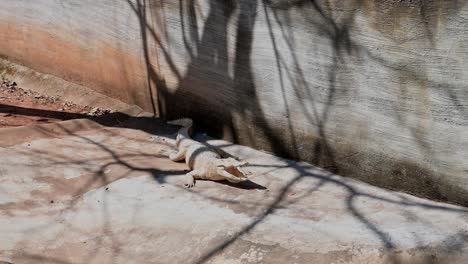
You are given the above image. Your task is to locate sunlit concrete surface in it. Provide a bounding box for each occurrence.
[0,117,467,264]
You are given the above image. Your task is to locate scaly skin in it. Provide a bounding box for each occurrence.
[168,119,249,188]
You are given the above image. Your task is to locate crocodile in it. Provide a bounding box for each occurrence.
[167,118,249,188]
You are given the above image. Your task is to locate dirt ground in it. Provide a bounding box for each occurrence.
[0,78,111,128]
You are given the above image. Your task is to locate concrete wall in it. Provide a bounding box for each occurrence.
[0,0,157,112]
[1,0,467,205]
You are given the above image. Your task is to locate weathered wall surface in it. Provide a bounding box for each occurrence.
[0,0,159,112]
[1,0,467,204]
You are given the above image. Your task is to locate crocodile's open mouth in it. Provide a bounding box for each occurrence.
[225,166,248,179]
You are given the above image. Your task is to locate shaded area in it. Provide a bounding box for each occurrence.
[0,103,123,128]
[125,0,468,263]
[122,0,468,203]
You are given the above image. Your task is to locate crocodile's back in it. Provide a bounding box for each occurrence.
[185,143,220,170]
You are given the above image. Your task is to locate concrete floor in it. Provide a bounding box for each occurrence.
[0,117,467,264]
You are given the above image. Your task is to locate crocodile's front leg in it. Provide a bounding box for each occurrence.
[169,148,186,162]
[184,170,202,188]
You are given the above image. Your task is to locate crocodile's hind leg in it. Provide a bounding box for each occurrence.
[183,170,202,188]
[169,149,186,162]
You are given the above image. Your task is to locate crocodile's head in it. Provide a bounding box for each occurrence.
[216,158,250,182]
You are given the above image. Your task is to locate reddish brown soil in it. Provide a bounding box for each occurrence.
[0,79,111,128]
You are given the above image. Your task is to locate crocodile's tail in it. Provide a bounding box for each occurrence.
[168,118,193,140]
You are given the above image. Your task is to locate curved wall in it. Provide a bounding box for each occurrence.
[1,0,467,204]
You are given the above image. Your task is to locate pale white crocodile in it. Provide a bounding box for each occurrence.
[167,118,249,188]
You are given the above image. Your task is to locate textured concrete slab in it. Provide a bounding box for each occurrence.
[0,118,467,264]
